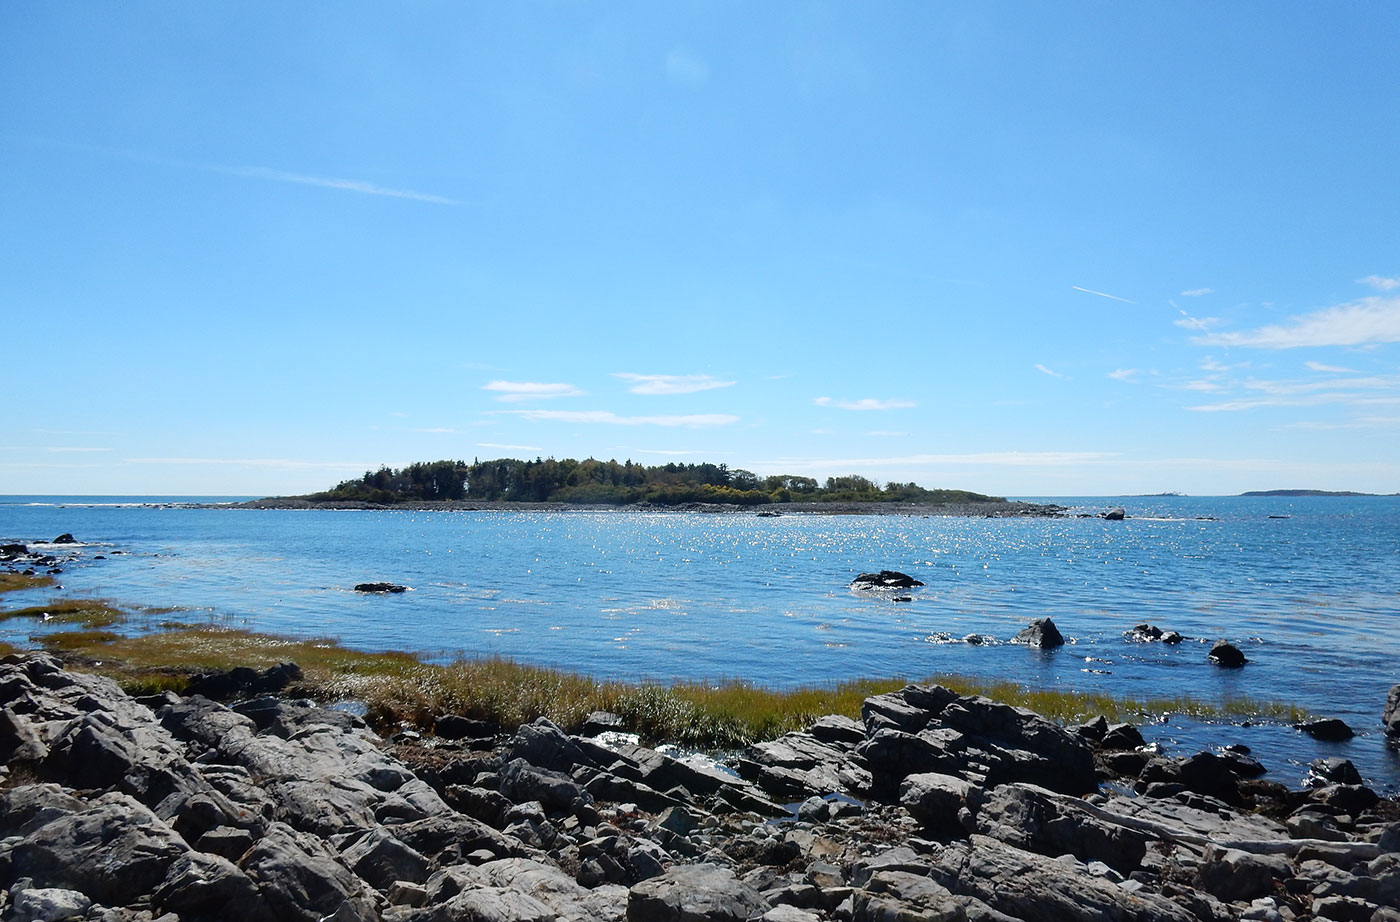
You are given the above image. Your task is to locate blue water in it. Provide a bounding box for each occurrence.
[3,494,1398,792]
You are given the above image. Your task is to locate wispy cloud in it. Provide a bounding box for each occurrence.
[1174,315,1221,331]
[1195,295,1400,348]
[503,410,739,427]
[1359,275,1400,291]
[1180,288,1214,297]
[613,373,736,395]
[1034,364,1067,379]
[813,397,916,411]
[1305,360,1358,374]
[224,166,463,205]
[476,442,541,452]
[762,451,1119,471]
[1071,286,1136,304]
[1284,416,1400,430]
[1107,368,1138,381]
[483,380,583,402]
[125,457,368,469]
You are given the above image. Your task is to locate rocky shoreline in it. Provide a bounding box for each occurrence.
[3,654,1396,922]
[223,498,1065,517]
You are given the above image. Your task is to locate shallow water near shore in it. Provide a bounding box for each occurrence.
[3,494,1398,792]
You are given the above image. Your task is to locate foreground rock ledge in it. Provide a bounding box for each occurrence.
[1,653,1397,922]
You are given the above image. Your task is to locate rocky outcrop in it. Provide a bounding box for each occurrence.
[1385,684,1400,739]
[1,653,1396,922]
[354,582,408,593]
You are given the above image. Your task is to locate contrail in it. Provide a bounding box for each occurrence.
[1072,286,1137,304]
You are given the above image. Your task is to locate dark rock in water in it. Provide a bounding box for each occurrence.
[0,542,27,557]
[1308,757,1364,787]
[1012,617,1064,649]
[52,533,77,544]
[1385,684,1400,738]
[1126,623,1163,642]
[186,662,303,702]
[850,570,924,589]
[1103,508,1126,521]
[1207,640,1247,667]
[1296,717,1354,741]
[354,582,407,593]
[1161,630,1184,644]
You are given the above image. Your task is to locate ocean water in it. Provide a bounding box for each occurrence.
[3,494,1398,792]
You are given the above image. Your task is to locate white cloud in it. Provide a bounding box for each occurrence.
[483,380,583,402]
[1034,364,1066,379]
[1107,369,1137,381]
[1359,275,1400,291]
[1180,288,1214,297]
[1305,361,1358,373]
[1174,315,1221,330]
[1195,295,1400,348]
[1187,393,1400,412]
[813,397,916,411]
[504,410,739,427]
[613,373,736,395]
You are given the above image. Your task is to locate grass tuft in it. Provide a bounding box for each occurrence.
[0,573,55,594]
[1,599,127,629]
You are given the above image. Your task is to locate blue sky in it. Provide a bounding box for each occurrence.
[4,2,1399,497]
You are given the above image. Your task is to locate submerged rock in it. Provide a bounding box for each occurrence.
[1385,684,1400,739]
[354,582,407,593]
[849,570,924,589]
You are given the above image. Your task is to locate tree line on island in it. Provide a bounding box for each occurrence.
[309,458,1003,507]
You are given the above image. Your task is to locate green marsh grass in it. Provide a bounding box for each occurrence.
[7,606,1311,745]
[0,599,127,629]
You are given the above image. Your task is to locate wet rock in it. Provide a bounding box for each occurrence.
[432,714,494,741]
[52,534,76,544]
[1100,722,1146,751]
[1103,508,1126,520]
[0,543,27,557]
[1126,623,1164,642]
[1296,718,1354,741]
[1208,640,1247,667]
[353,582,407,593]
[583,710,625,736]
[627,864,769,922]
[186,663,303,702]
[1012,617,1064,649]
[1384,685,1400,738]
[1308,757,1364,787]
[850,570,924,589]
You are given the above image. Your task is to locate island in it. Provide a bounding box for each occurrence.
[237,457,1062,516]
[1239,489,1386,497]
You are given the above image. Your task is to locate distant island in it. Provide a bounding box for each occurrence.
[239,457,1057,515]
[1239,489,1388,497]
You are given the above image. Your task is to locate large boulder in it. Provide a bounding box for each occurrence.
[626,864,769,922]
[1385,684,1400,738]
[850,570,924,589]
[1207,640,1247,667]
